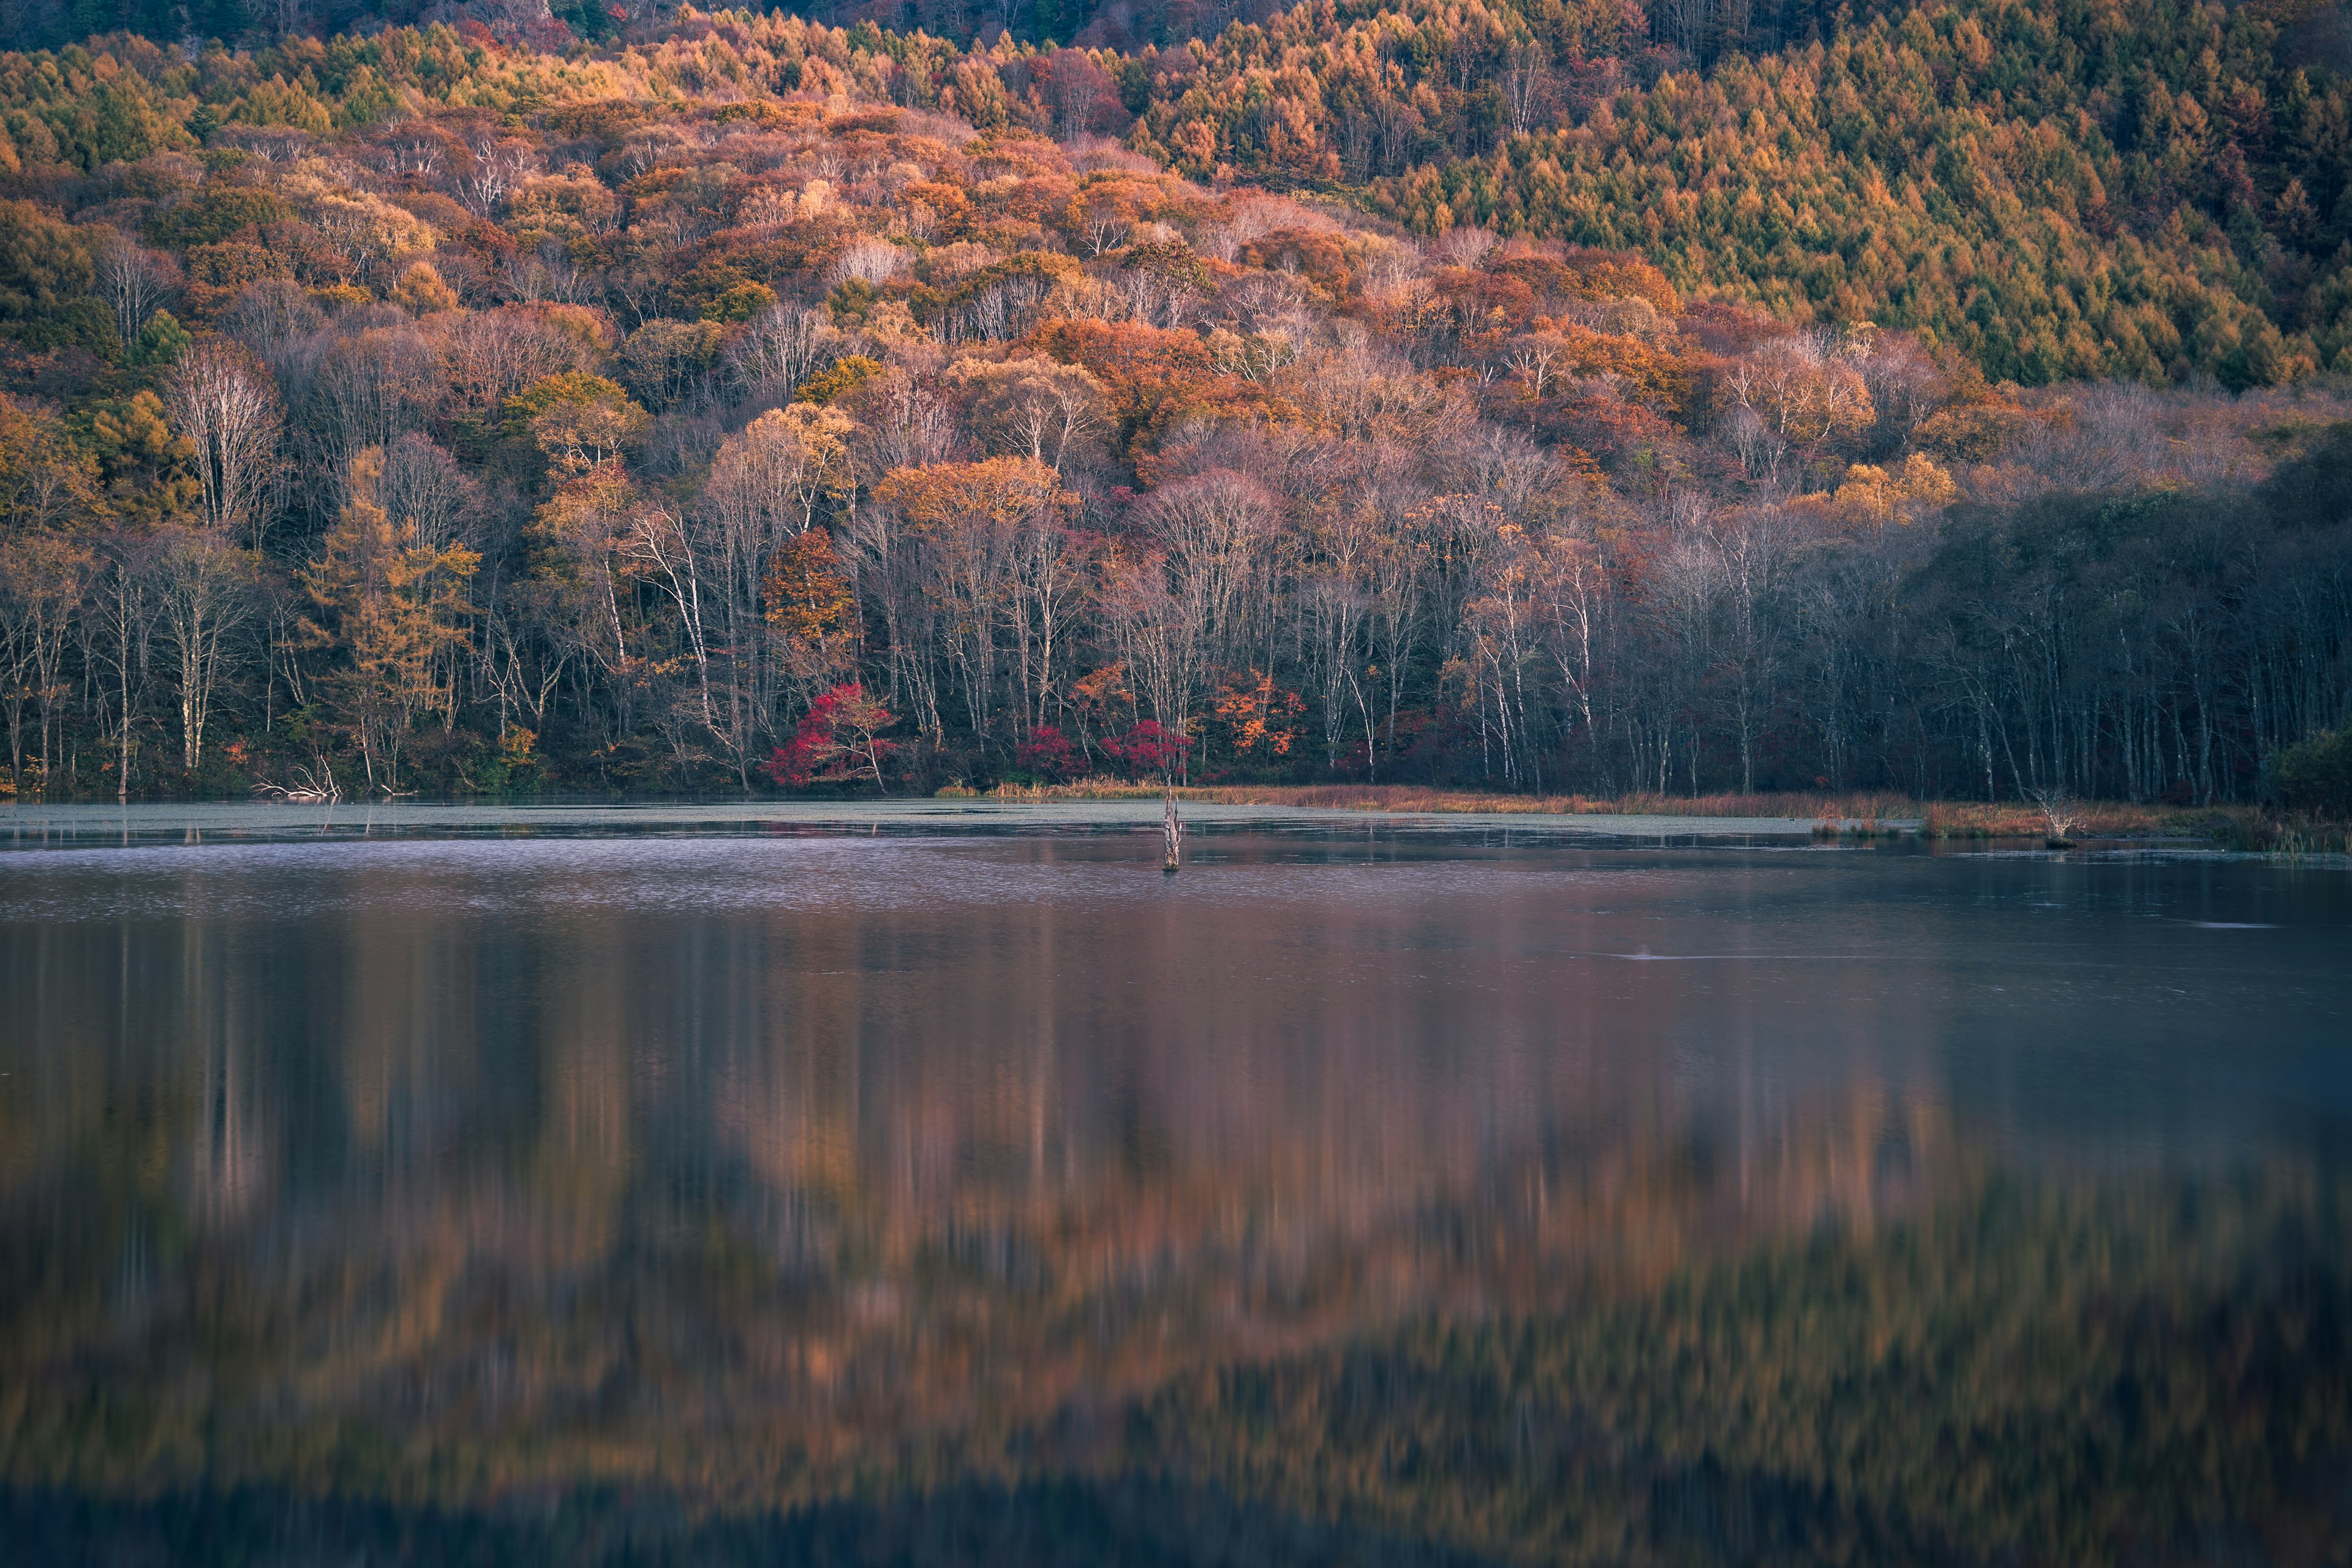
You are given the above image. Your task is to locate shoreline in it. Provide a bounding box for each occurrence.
[4,790,2340,854]
[958,781,2263,841]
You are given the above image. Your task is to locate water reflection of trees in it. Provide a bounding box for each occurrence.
[0,861,2342,1561]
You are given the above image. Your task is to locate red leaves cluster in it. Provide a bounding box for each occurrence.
[1100,720,1188,779]
[1013,725,1077,781]
[768,682,898,789]
[1012,720,1188,782]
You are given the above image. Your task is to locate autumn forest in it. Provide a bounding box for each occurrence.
[1,0,2350,804]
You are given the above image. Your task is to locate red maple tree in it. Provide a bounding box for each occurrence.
[767,683,898,790]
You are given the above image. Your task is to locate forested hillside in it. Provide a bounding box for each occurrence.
[1135,0,2352,386]
[0,1,2347,801]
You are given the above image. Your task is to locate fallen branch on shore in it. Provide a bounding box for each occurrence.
[252,760,340,804]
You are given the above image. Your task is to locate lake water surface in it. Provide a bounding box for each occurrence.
[1,805,2347,1564]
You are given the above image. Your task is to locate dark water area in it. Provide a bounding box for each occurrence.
[1,812,2349,1565]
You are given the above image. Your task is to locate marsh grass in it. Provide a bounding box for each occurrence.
[2216,811,2352,855]
[981,780,2270,840]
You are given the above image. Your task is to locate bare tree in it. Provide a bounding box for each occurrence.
[94,233,178,352]
[302,328,444,513]
[1725,331,1875,469]
[1704,505,1795,795]
[1137,468,1286,717]
[164,342,285,552]
[859,368,958,472]
[1659,0,1715,58]
[956,358,1107,472]
[695,410,845,781]
[453,140,535,216]
[1503,333,1564,398]
[1501,43,1551,137]
[618,499,715,734]
[1049,53,1111,140]
[153,526,258,771]
[0,531,95,792]
[1097,546,1193,749]
[723,304,838,403]
[91,529,159,801]
[377,433,481,553]
[219,280,328,368]
[424,305,595,420]
[2029,783,2081,845]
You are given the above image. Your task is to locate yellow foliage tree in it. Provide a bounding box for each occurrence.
[301,448,479,788]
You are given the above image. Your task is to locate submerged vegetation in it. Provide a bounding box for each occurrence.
[0,0,2344,812]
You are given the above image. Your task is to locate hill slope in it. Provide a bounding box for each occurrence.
[7,0,2348,385]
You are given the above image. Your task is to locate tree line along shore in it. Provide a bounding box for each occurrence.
[0,1,2345,815]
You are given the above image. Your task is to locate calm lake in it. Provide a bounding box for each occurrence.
[1,804,2348,1565]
